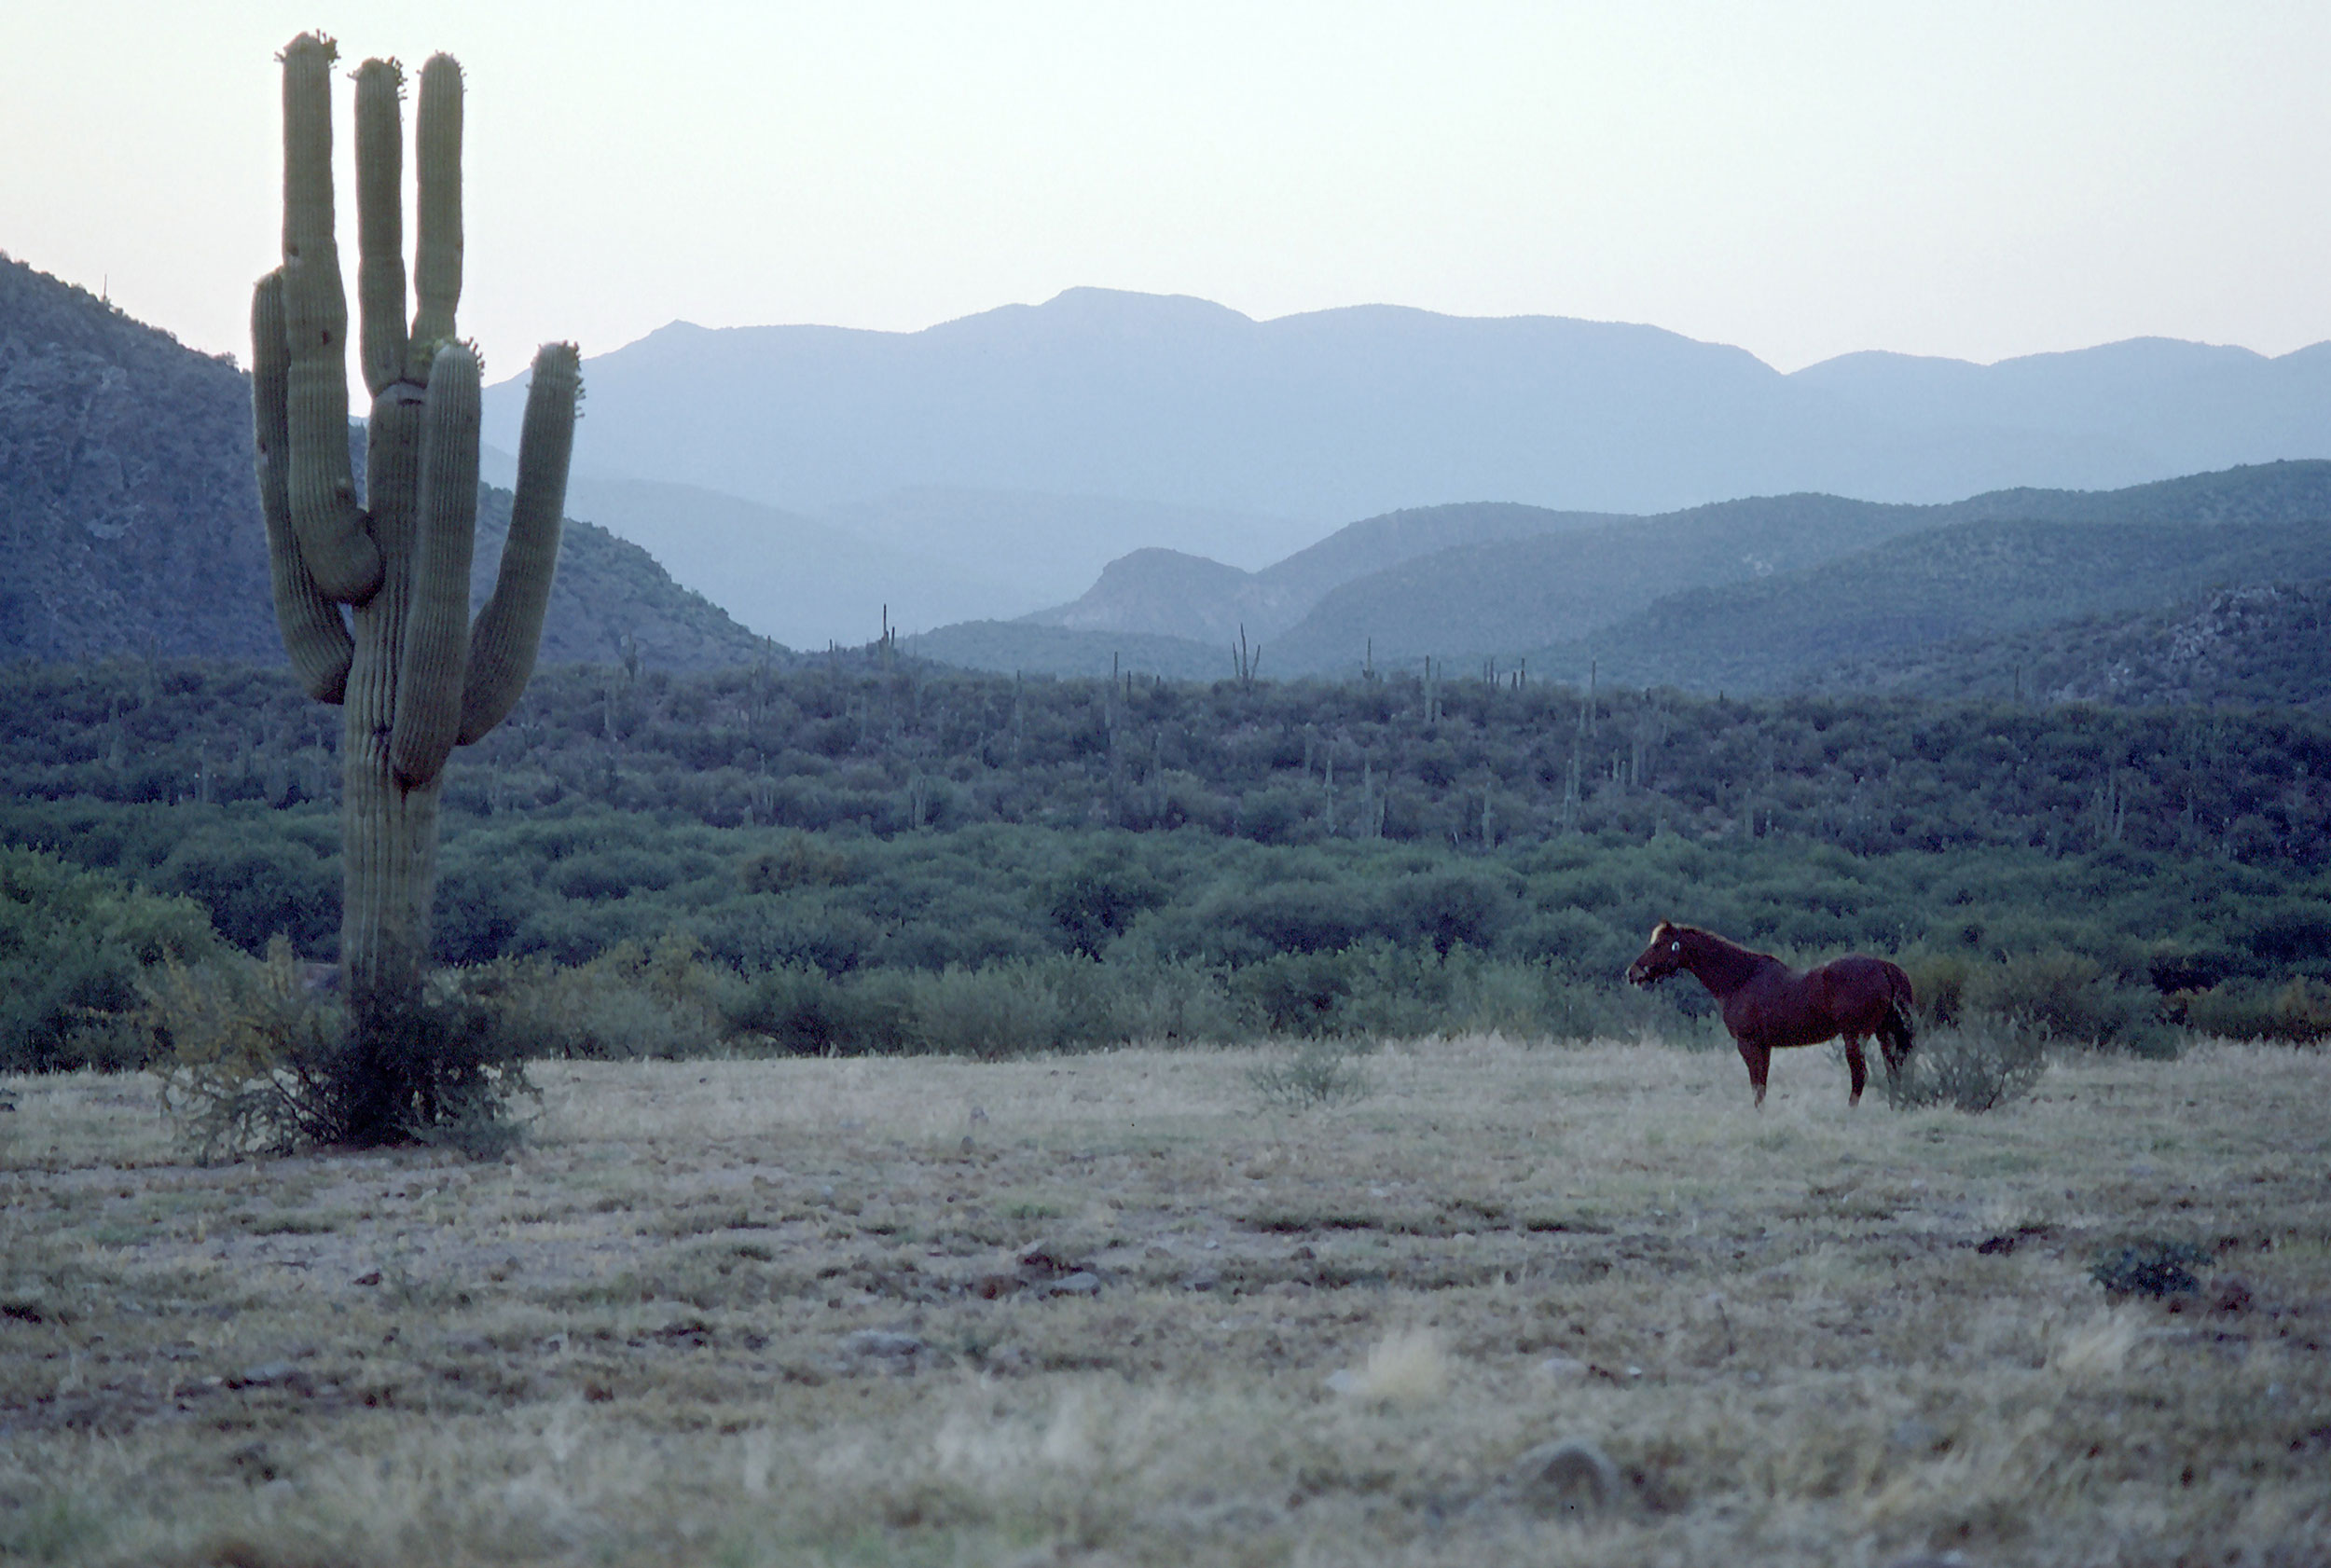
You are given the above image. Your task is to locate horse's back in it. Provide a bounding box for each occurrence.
[1815,954,1913,1021]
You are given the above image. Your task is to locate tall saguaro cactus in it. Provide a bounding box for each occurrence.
[252,33,577,1130]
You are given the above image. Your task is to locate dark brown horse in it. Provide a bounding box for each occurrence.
[1625,921,1914,1107]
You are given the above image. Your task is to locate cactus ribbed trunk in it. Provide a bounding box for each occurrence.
[252,34,577,1138]
[341,384,437,1004]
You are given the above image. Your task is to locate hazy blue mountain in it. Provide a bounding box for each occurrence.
[482,287,2331,525]
[1024,501,1625,646]
[817,486,1319,612]
[1028,549,1263,645]
[478,450,989,649]
[1250,501,1631,610]
[481,446,1316,647]
[1790,338,2331,483]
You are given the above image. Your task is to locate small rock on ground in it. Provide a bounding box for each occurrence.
[1510,1437,1621,1520]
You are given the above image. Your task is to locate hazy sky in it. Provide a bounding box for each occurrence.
[7,2,2329,385]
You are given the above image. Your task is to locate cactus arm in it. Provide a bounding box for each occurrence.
[352,59,409,399]
[388,344,481,787]
[252,270,353,702]
[278,33,384,604]
[459,343,577,745]
[407,55,463,375]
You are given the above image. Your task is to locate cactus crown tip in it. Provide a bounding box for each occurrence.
[279,31,338,64]
[352,56,407,93]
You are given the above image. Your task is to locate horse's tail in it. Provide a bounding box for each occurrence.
[1880,963,1916,1063]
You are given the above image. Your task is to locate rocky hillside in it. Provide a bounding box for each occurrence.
[0,252,766,672]
[0,254,277,663]
[1805,580,2331,710]
[1523,515,2331,695]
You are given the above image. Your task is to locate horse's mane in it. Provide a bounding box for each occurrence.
[1656,922,1781,991]
[1669,924,1777,967]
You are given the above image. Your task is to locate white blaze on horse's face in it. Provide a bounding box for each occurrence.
[1628,921,1684,985]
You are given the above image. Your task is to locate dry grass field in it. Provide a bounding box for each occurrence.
[3,1036,2327,1567]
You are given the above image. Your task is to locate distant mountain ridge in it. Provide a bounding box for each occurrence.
[0,251,765,672]
[483,286,2331,526]
[476,447,1319,649]
[1024,501,1622,648]
[913,461,2331,688]
[1525,514,2331,695]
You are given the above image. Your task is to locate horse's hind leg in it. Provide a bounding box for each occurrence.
[1739,1039,1772,1108]
[1842,1036,1868,1107]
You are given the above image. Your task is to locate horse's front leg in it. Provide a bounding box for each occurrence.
[1842,1036,1868,1107]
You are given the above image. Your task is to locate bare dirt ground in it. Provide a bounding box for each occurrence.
[3,1036,2327,1567]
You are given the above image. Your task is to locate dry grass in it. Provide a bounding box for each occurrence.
[3,1036,2328,1566]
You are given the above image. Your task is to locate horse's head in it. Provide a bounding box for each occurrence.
[1625,921,1689,987]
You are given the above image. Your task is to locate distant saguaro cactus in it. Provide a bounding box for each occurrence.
[252,33,577,1136]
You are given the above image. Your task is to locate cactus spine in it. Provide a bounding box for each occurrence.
[252,34,577,1082]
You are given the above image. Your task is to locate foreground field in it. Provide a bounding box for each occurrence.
[3,1038,2327,1567]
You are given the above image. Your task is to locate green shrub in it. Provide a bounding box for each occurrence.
[1248,1038,1373,1111]
[1043,845,1166,957]
[739,833,853,893]
[1882,1013,2049,1113]
[149,940,532,1161]
[2179,977,2331,1042]
[1443,959,1552,1038]
[1897,950,1974,1025]
[475,934,724,1060]
[1961,950,2176,1055]
[907,963,1069,1059]
[1105,959,1245,1045]
[0,847,221,1071]
[1234,949,1359,1036]
[723,963,849,1054]
[152,832,337,955]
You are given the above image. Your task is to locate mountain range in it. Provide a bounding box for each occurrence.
[16,244,2331,709]
[482,288,2331,525]
[910,463,2331,693]
[476,285,2331,653]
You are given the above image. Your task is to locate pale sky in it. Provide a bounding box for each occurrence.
[7,1,2330,385]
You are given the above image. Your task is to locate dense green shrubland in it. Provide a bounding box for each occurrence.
[12,799,2329,985]
[8,658,2331,867]
[8,793,2330,1071]
[9,658,2331,1072]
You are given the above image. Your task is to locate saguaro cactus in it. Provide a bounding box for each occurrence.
[252,33,576,1127]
